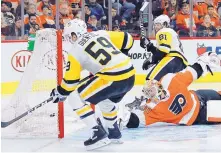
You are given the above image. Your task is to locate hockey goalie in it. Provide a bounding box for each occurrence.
[119,52,221,128]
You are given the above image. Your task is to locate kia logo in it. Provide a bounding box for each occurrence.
[11,50,32,72]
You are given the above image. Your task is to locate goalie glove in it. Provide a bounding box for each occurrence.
[125,96,147,111]
[50,87,67,103]
[196,52,220,76]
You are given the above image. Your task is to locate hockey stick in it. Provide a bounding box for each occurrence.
[1,75,93,128]
[1,97,54,128]
[139,2,152,61]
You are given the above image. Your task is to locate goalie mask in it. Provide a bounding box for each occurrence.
[153,15,170,32]
[142,80,167,101]
[63,19,87,43]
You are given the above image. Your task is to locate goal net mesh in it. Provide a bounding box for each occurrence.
[1,29,66,138]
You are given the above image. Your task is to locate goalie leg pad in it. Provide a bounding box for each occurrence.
[207,100,221,122]
[193,90,221,124]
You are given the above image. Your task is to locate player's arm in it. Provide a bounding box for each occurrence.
[140,32,172,64]
[58,54,82,95]
[50,54,82,103]
[106,31,134,55]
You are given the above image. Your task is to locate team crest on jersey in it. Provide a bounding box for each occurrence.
[169,94,186,115]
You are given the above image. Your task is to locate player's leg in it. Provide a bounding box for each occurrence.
[146,56,186,81]
[103,76,135,142]
[68,76,112,150]
[193,89,221,125]
[97,99,122,143]
[83,76,135,141]
[77,75,135,144]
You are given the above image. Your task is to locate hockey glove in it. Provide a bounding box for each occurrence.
[125,96,147,111]
[140,37,153,50]
[142,58,154,70]
[50,87,67,103]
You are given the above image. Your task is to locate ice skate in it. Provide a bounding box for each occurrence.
[84,125,111,150]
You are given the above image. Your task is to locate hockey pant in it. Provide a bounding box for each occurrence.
[146,56,187,81]
[74,75,135,127]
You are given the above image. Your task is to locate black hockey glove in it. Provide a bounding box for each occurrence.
[50,87,67,103]
[142,58,154,70]
[140,37,153,51]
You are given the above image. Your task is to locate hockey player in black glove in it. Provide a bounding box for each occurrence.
[140,14,188,81]
[50,19,135,150]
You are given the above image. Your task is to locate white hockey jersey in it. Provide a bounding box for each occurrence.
[156,28,188,65]
[60,30,135,92]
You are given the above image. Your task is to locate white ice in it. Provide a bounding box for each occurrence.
[1,83,221,152]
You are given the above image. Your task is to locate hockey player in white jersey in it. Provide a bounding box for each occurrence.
[141,14,188,80]
[50,19,135,150]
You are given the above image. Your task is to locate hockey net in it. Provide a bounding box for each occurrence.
[1,29,72,138]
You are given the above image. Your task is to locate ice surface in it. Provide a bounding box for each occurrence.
[1,83,221,152]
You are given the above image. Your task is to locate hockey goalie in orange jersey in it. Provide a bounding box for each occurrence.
[120,52,221,128]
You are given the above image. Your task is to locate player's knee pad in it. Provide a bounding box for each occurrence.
[126,112,140,128]
[98,100,118,125]
[98,99,117,112]
[68,92,86,110]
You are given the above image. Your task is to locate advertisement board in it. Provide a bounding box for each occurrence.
[1,39,221,95]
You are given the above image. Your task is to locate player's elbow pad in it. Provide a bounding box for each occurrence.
[121,42,134,55]
[57,85,74,96]
[189,63,203,78]
[121,34,134,55]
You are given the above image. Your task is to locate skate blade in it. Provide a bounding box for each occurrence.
[111,138,124,144]
[85,137,111,151]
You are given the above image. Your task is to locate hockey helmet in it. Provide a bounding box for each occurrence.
[142,79,166,101]
[153,14,170,31]
[63,18,87,42]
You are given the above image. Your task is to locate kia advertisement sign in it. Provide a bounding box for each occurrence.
[11,50,32,72]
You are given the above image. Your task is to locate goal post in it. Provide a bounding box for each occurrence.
[57,30,64,138]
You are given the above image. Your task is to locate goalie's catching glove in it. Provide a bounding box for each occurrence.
[125,96,147,111]
[50,87,67,103]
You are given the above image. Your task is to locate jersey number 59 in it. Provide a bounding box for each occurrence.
[85,37,120,65]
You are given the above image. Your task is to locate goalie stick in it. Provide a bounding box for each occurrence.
[1,74,93,128]
[139,2,152,61]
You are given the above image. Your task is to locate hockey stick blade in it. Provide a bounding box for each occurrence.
[1,97,54,128]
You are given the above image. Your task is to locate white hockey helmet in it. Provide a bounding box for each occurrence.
[63,18,87,41]
[153,14,170,29]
